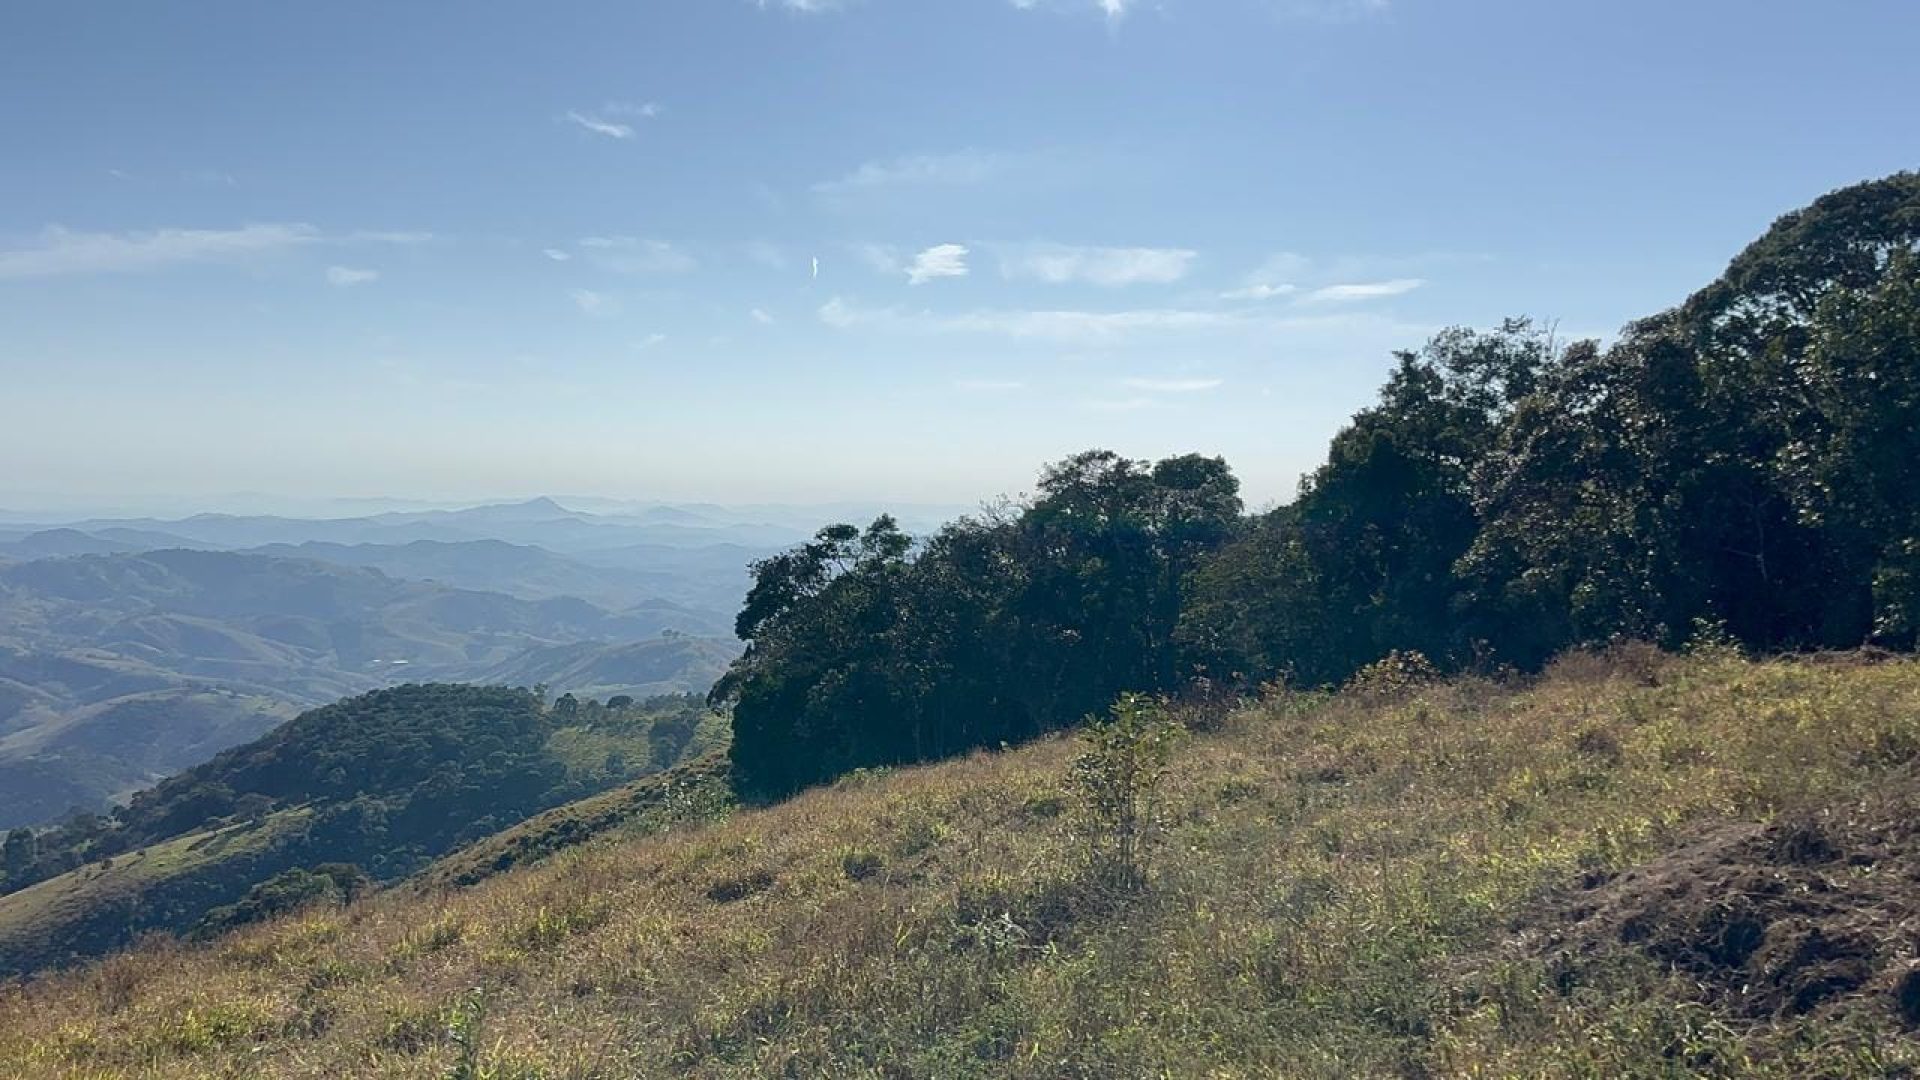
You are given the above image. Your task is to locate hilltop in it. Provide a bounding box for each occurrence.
[2,651,1918,1077]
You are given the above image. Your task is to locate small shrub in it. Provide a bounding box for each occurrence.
[1346,650,1442,700]
[1069,692,1183,891]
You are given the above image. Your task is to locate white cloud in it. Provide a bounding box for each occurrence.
[1010,0,1130,19]
[750,307,775,325]
[0,223,320,279]
[757,0,845,10]
[325,265,378,287]
[1225,252,1450,302]
[542,248,572,262]
[1121,376,1222,392]
[1219,252,1310,300]
[818,295,1428,348]
[948,307,1235,341]
[906,243,969,285]
[813,150,1000,196]
[564,110,633,139]
[635,333,668,349]
[343,230,434,246]
[1305,278,1424,302]
[819,296,1242,342]
[1002,243,1195,286]
[1220,283,1297,301]
[955,378,1025,391]
[571,288,610,314]
[576,236,695,274]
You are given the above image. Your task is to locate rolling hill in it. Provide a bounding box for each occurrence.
[0,685,727,975]
[0,550,738,829]
[3,652,1918,1075]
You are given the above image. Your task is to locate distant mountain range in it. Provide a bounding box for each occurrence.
[0,496,970,830]
[0,547,743,829]
[0,496,967,558]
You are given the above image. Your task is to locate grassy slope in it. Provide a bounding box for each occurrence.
[4,651,1920,1077]
[0,809,313,971]
[416,751,734,890]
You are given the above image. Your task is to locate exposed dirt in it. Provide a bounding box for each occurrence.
[1541,789,1920,1024]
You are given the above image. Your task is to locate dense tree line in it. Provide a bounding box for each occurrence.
[717,172,1920,796]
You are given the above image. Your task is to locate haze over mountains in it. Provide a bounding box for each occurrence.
[0,496,961,830]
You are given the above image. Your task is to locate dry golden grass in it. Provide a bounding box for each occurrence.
[4,649,1919,1078]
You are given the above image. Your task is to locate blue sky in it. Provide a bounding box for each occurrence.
[2,0,1915,512]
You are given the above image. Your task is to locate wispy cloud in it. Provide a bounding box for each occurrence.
[1121,376,1222,392]
[571,288,610,314]
[1305,278,1424,302]
[562,102,659,139]
[635,333,668,349]
[813,150,1001,196]
[1220,283,1297,301]
[576,236,695,274]
[325,265,379,287]
[955,378,1026,391]
[0,223,422,280]
[906,243,969,285]
[819,295,1427,348]
[542,248,572,262]
[820,296,1241,342]
[343,230,434,246]
[1009,0,1131,21]
[1083,396,1157,412]
[1224,252,1450,302]
[756,0,846,10]
[1001,243,1195,286]
[564,110,633,139]
[750,307,775,325]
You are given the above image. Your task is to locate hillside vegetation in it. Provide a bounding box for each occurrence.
[0,548,738,829]
[716,173,1920,796]
[3,651,1919,1076]
[0,689,727,974]
[3,174,1917,1075]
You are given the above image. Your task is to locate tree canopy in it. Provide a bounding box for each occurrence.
[718,172,1920,795]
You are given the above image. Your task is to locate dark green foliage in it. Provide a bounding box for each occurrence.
[716,455,1241,796]
[193,863,369,936]
[722,172,1920,792]
[5,685,565,891]
[0,686,729,973]
[1,829,34,888]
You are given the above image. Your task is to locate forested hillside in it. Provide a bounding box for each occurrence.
[0,688,726,974]
[0,549,738,829]
[717,172,1920,794]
